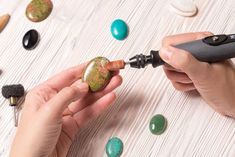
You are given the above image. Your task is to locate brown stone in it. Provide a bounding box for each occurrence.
[0,14,10,33]
[82,57,112,92]
[26,0,53,22]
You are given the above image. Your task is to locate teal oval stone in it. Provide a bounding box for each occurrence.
[149,114,167,135]
[105,137,123,157]
[111,19,128,40]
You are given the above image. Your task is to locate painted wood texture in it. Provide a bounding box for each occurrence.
[1,0,235,156]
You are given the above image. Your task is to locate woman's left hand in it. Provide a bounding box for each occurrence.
[10,63,122,157]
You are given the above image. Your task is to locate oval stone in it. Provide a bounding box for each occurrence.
[170,0,198,17]
[26,0,53,22]
[111,19,128,40]
[105,137,123,157]
[82,57,112,92]
[22,29,40,50]
[0,14,10,33]
[149,114,167,135]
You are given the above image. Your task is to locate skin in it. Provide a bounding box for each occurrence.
[10,63,122,157]
[159,32,235,117]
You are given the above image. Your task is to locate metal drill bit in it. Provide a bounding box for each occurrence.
[124,61,131,65]
[13,107,18,127]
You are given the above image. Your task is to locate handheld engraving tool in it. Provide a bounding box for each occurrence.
[106,34,235,70]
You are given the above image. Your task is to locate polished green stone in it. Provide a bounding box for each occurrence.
[82,57,112,92]
[105,137,123,157]
[26,0,53,22]
[111,19,128,40]
[149,114,167,135]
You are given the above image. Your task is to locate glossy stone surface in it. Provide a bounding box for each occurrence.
[22,29,40,50]
[0,14,10,33]
[149,114,167,135]
[105,137,123,157]
[111,19,128,40]
[82,57,112,92]
[26,0,53,22]
[170,0,198,17]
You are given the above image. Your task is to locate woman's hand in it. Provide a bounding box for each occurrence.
[10,63,122,157]
[159,32,235,117]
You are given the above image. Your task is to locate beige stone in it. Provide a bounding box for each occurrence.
[0,14,10,33]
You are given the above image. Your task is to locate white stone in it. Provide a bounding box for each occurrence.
[170,0,198,17]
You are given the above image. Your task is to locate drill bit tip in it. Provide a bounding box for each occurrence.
[124,61,131,64]
[106,60,126,71]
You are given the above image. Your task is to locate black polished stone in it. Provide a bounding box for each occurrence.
[22,29,40,50]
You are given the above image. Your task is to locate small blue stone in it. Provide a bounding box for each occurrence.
[111,19,128,40]
[105,137,123,157]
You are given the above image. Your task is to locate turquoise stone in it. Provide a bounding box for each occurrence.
[149,114,167,135]
[111,19,128,40]
[105,137,123,157]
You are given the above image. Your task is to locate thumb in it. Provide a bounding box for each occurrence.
[45,82,89,117]
[159,46,210,80]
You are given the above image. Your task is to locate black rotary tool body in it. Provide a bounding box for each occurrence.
[126,34,235,68]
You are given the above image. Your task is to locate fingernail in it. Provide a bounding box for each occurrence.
[160,48,173,61]
[77,82,89,92]
[203,32,213,36]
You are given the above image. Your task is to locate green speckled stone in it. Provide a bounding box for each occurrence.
[149,114,167,135]
[111,19,128,40]
[82,57,112,92]
[105,137,123,157]
[26,0,53,22]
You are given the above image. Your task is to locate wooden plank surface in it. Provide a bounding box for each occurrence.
[0,0,235,156]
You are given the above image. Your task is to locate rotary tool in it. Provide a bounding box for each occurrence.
[106,34,235,70]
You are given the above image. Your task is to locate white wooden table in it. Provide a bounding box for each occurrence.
[1,0,235,156]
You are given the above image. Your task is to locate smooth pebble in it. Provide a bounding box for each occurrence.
[0,14,10,33]
[106,137,123,157]
[82,57,112,92]
[23,29,40,50]
[170,0,198,17]
[26,0,53,22]
[111,19,128,40]
[149,114,167,135]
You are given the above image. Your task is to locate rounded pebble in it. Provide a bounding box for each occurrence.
[22,29,40,50]
[170,0,198,17]
[26,0,53,22]
[106,137,123,157]
[149,114,167,135]
[0,14,10,33]
[111,19,128,40]
[82,57,112,92]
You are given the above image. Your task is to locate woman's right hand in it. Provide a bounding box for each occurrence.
[159,32,235,117]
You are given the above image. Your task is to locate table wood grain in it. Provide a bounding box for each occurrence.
[0,0,235,156]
